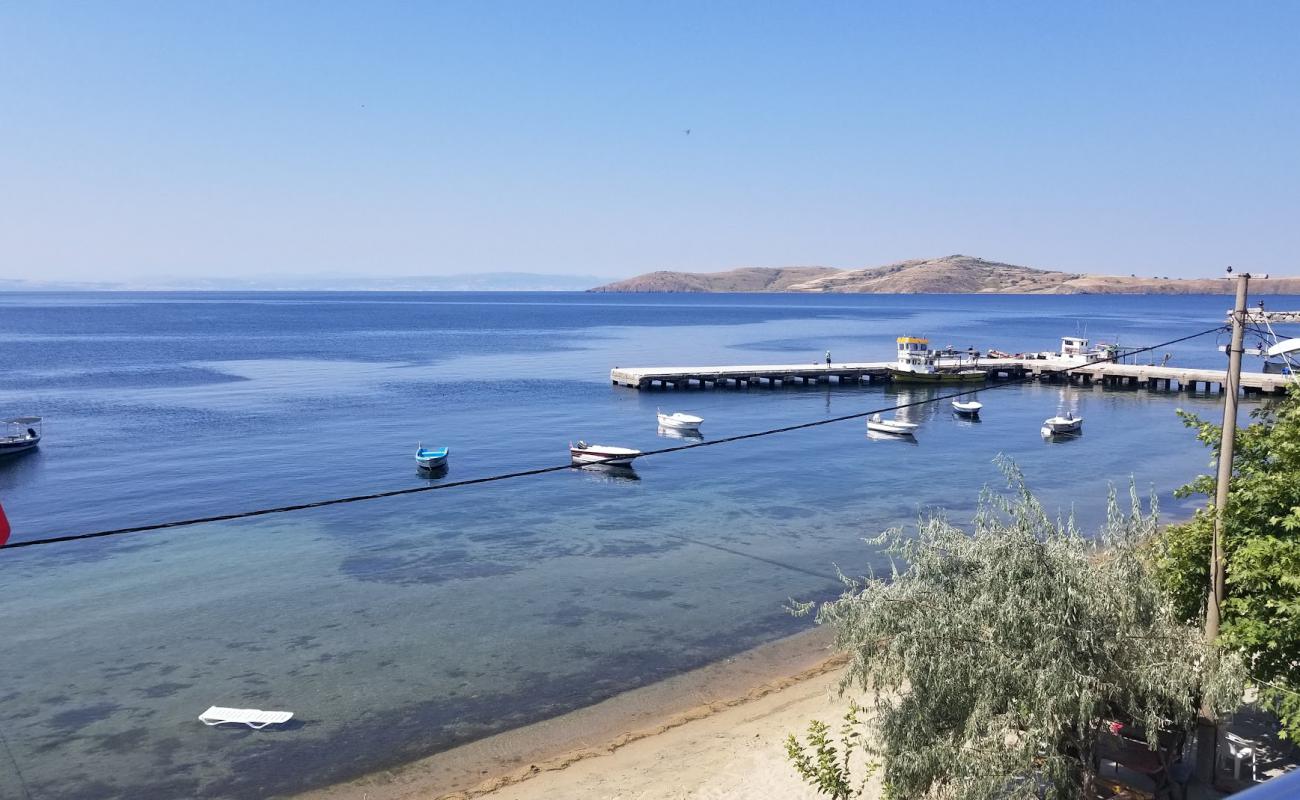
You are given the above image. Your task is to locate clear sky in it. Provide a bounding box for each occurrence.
[2,1,1297,281]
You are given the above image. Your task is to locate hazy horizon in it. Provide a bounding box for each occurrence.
[3,2,1297,283]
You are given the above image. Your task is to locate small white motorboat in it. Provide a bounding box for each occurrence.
[951,400,983,417]
[656,409,703,431]
[1041,413,1083,437]
[415,443,450,470]
[866,413,918,436]
[570,441,642,466]
[0,417,41,457]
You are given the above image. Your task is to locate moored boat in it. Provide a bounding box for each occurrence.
[951,400,983,417]
[0,417,42,456]
[887,336,987,384]
[415,443,450,470]
[570,441,642,466]
[656,409,703,431]
[1041,413,1083,437]
[866,413,918,436]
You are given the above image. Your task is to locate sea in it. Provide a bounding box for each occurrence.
[0,291,1291,799]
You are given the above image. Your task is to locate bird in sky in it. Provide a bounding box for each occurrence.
[683,128,691,135]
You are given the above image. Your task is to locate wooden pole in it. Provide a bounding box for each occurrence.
[1195,272,1249,783]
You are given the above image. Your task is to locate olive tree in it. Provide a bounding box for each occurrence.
[1154,385,1300,740]
[794,462,1242,800]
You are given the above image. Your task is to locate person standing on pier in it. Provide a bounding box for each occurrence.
[825,350,832,368]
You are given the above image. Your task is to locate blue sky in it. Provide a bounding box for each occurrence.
[2,1,1297,281]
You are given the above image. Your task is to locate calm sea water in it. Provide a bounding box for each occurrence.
[0,291,1291,799]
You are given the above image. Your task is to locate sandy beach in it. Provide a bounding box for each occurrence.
[296,627,879,800]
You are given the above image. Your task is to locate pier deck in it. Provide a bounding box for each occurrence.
[611,359,1291,395]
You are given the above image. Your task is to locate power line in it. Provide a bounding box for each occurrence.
[2,326,1226,551]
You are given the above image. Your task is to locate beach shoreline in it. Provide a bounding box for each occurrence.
[294,625,844,800]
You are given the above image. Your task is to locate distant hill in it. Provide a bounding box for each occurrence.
[590,255,1300,294]
[587,266,838,293]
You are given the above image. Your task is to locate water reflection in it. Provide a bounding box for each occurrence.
[657,425,704,442]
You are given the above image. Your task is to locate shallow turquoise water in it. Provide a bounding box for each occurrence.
[0,291,1291,798]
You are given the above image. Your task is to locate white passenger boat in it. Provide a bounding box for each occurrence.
[866,414,918,436]
[951,400,983,417]
[0,417,42,456]
[656,409,703,431]
[415,443,450,470]
[1041,413,1083,437]
[570,441,642,466]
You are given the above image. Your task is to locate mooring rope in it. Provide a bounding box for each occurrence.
[2,326,1227,550]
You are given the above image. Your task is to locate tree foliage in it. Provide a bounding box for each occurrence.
[1153,385,1300,740]
[797,461,1242,800]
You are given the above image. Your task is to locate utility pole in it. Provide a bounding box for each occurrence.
[1195,270,1250,783]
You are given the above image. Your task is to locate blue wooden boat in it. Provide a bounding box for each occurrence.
[415,443,449,471]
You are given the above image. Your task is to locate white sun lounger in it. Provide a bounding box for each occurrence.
[199,706,293,729]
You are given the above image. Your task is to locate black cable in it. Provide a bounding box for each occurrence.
[3,325,1226,551]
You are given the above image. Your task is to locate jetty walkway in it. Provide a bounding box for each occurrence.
[610,358,1291,395]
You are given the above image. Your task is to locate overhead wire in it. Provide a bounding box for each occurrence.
[2,325,1226,551]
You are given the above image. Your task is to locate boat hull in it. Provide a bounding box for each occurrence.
[867,421,917,436]
[415,448,449,470]
[889,368,987,384]
[1041,419,1083,436]
[0,437,40,456]
[656,415,702,430]
[571,451,639,466]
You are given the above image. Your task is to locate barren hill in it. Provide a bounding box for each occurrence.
[591,256,1300,294]
[587,267,838,293]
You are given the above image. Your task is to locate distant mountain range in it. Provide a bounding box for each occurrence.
[0,272,606,292]
[589,255,1300,294]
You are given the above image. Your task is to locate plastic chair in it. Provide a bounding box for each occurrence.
[1223,732,1257,782]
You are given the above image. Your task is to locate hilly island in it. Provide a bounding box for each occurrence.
[589,255,1300,294]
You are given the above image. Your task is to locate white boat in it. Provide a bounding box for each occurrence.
[570,441,642,466]
[888,336,988,384]
[866,413,918,436]
[415,443,449,470]
[656,409,703,431]
[1041,413,1083,437]
[0,417,41,456]
[951,400,983,417]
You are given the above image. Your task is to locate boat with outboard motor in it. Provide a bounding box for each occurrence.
[0,417,41,456]
[1041,413,1083,437]
[570,441,642,466]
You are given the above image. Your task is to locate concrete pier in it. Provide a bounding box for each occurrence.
[610,358,1291,395]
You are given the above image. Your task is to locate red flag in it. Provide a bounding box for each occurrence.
[0,501,10,547]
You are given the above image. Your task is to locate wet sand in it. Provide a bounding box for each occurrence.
[295,626,858,800]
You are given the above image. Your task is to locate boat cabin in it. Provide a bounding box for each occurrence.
[1061,336,1090,359]
[896,336,933,372]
